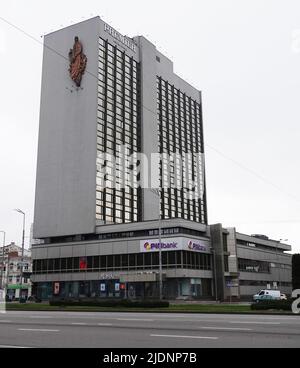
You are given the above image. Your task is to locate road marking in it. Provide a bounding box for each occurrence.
[29,316,53,319]
[97,323,113,326]
[18,328,60,332]
[230,321,280,325]
[71,323,87,326]
[150,334,218,340]
[201,326,252,331]
[116,318,154,322]
[0,345,32,348]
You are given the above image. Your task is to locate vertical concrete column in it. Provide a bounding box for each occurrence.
[210,224,226,301]
[227,227,240,299]
[136,36,159,221]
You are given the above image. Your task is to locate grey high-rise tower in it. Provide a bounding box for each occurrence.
[34,17,207,240]
[32,17,292,302]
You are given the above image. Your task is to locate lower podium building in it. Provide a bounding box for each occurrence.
[31,17,292,301]
[31,220,292,301]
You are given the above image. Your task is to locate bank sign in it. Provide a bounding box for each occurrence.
[140,237,209,253]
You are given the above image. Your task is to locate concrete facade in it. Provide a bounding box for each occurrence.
[31,220,292,301]
[34,18,100,238]
[32,17,292,301]
[236,233,292,297]
[34,16,207,239]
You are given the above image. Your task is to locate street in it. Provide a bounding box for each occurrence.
[0,311,299,348]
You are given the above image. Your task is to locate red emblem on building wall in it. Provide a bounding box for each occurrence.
[68,36,87,87]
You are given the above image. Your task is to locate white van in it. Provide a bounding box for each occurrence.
[253,289,281,302]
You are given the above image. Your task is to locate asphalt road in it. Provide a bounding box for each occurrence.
[0,311,299,348]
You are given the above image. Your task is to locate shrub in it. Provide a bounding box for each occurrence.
[49,298,169,308]
[251,299,293,311]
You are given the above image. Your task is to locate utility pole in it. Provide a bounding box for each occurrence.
[150,188,163,300]
[14,209,25,302]
[0,231,5,291]
[212,248,218,302]
[158,188,162,301]
[276,243,281,289]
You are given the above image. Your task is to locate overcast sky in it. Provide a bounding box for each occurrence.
[0,0,299,252]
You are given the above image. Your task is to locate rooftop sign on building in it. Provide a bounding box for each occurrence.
[104,23,137,53]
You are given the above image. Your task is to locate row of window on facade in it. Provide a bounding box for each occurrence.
[238,258,292,273]
[32,251,212,274]
[1,263,30,271]
[43,227,205,245]
[7,276,30,284]
[239,280,292,287]
[157,77,206,224]
[96,38,140,224]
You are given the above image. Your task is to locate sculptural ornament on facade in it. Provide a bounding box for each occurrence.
[68,36,87,87]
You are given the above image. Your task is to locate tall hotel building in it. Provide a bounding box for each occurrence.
[32,17,292,300]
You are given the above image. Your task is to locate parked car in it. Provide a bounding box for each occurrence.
[253,289,281,302]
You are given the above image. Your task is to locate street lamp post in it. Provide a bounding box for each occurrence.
[158,189,162,301]
[14,209,25,301]
[150,188,163,301]
[211,248,218,302]
[0,231,5,290]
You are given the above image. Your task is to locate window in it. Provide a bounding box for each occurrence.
[100,255,107,270]
[238,258,270,273]
[144,253,151,268]
[129,254,136,269]
[61,258,67,272]
[107,255,113,269]
[73,258,79,271]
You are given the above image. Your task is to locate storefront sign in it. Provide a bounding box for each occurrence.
[7,284,30,290]
[141,238,180,253]
[140,237,209,253]
[104,23,137,53]
[186,239,207,252]
[53,282,60,295]
[79,257,87,270]
[99,273,115,280]
[226,280,239,288]
[100,283,106,292]
[115,283,120,292]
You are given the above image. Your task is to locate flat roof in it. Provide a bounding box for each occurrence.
[236,232,291,252]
